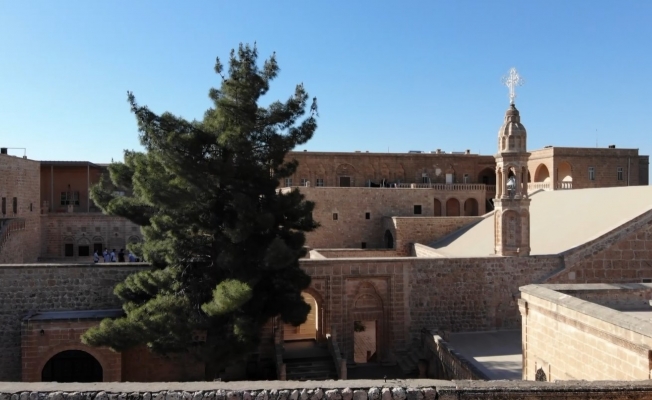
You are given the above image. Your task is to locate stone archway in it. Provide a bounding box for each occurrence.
[446,198,460,216]
[384,230,394,249]
[283,290,325,342]
[478,168,496,185]
[463,198,479,216]
[534,164,550,182]
[557,161,573,188]
[433,199,442,216]
[41,350,103,382]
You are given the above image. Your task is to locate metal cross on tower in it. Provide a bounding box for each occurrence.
[502,68,524,105]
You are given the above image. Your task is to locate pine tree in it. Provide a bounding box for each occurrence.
[82,44,319,375]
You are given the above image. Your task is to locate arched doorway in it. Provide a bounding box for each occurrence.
[283,291,320,341]
[384,230,394,249]
[534,164,550,182]
[41,350,103,382]
[433,199,442,216]
[477,168,496,185]
[352,282,384,364]
[446,198,460,216]
[464,198,479,216]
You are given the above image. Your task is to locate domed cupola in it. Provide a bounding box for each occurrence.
[498,103,527,153]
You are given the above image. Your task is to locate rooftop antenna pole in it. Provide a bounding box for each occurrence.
[596,129,598,148]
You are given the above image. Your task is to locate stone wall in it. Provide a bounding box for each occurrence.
[546,209,652,284]
[385,216,484,255]
[299,255,563,363]
[0,264,147,381]
[287,151,496,187]
[4,380,652,400]
[40,214,142,260]
[520,284,652,381]
[550,147,643,189]
[21,319,122,382]
[297,187,486,250]
[0,154,41,263]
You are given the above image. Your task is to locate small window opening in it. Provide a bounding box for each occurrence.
[361,242,367,249]
[332,213,338,221]
[413,205,422,215]
[29,203,33,212]
[64,244,74,257]
[643,278,652,283]
[365,212,370,219]
[617,167,623,181]
[12,197,17,214]
[588,167,595,181]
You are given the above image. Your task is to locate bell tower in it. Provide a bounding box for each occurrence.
[494,68,530,256]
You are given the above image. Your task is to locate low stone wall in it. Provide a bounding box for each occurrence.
[313,249,402,258]
[420,329,488,380]
[386,216,484,255]
[520,284,652,381]
[4,380,652,400]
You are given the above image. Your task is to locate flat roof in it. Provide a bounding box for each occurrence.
[447,330,522,380]
[429,185,652,257]
[40,161,104,168]
[23,309,123,321]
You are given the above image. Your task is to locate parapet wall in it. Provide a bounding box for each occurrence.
[3,380,652,400]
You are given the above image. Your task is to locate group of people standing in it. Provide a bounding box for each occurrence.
[93,248,140,263]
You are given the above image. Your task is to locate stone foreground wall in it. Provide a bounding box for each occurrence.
[3,380,652,400]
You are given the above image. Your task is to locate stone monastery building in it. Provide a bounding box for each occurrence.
[1,101,652,383]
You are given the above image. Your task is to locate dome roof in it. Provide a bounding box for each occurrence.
[498,104,526,138]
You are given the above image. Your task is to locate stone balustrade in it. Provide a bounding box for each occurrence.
[0,218,25,255]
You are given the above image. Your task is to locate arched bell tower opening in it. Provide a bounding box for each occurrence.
[494,69,531,256]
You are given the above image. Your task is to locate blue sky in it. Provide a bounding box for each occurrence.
[1,1,651,163]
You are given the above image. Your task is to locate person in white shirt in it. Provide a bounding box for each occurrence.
[128,252,136,262]
[103,249,110,263]
[110,249,117,262]
[93,251,100,264]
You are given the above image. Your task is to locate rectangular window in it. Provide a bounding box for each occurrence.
[332,213,338,221]
[361,242,367,249]
[78,245,90,257]
[421,176,429,184]
[64,244,74,257]
[60,191,80,206]
[339,176,351,187]
[365,212,370,220]
[588,167,595,181]
[463,174,470,184]
[284,178,292,187]
[1,197,5,215]
[617,167,623,181]
[316,178,324,187]
[12,197,17,214]
[300,178,308,187]
[414,205,422,215]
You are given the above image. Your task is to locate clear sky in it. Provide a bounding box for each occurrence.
[1,1,651,163]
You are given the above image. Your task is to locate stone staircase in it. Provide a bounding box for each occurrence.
[397,340,423,378]
[283,339,338,381]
